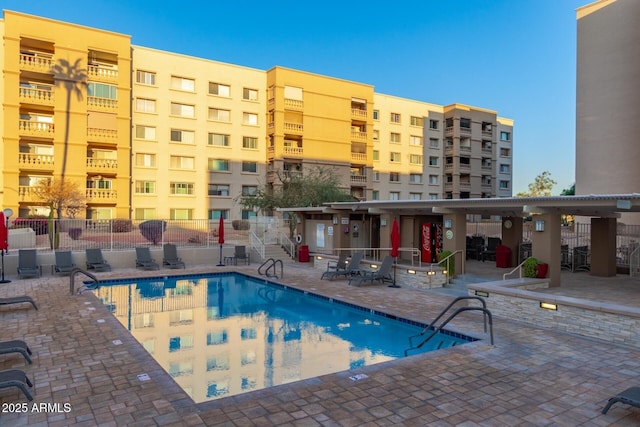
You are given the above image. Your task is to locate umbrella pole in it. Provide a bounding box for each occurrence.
[0,250,9,284]
[217,244,225,266]
[388,257,400,288]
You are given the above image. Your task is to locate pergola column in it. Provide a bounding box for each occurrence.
[590,217,617,277]
[531,213,562,287]
[501,216,523,268]
[443,213,467,276]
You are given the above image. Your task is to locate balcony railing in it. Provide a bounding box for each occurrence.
[87,128,118,142]
[460,145,471,152]
[350,174,367,183]
[351,108,367,119]
[481,165,492,171]
[283,122,303,133]
[351,152,367,162]
[86,188,118,201]
[87,97,118,111]
[267,146,274,158]
[18,185,45,202]
[19,53,53,73]
[87,158,118,170]
[351,131,367,141]
[19,87,54,106]
[18,153,54,169]
[18,120,54,138]
[284,98,303,109]
[460,127,472,134]
[283,146,303,157]
[87,64,119,82]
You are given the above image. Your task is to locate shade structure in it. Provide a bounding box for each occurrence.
[389,219,401,288]
[218,216,225,245]
[0,212,7,251]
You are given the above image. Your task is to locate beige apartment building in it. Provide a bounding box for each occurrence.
[1,10,513,221]
[576,0,640,223]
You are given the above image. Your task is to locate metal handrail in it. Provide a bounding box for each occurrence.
[279,232,295,259]
[630,245,640,278]
[69,268,99,295]
[329,247,422,266]
[250,231,265,260]
[258,258,283,279]
[503,256,534,280]
[437,249,464,284]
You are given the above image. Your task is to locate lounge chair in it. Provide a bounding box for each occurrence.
[230,245,250,265]
[349,255,394,286]
[135,247,160,270]
[326,252,348,272]
[17,249,41,279]
[602,386,640,414]
[0,340,33,364]
[481,237,501,262]
[0,296,38,310]
[321,252,363,280]
[0,369,33,401]
[163,244,185,269]
[53,251,75,276]
[85,248,111,272]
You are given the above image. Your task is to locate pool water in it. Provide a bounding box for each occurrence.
[93,273,475,403]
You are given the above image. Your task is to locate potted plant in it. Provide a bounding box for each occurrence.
[536,261,549,278]
[523,257,538,278]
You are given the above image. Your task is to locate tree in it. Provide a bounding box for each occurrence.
[517,171,557,197]
[561,183,575,196]
[31,180,86,219]
[237,166,356,237]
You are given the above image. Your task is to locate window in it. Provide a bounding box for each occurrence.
[135,153,156,167]
[373,110,379,120]
[500,131,511,141]
[283,85,303,100]
[170,129,195,144]
[389,172,400,182]
[500,164,510,173]
[136,98,156,113]
[242,161,257,173]
[241,210,257,220]
[135,208,156,220]
[372,150,379,161]
[460,118,471,129]
[170,208,193,220]
[429,175,438,185]
[170,103,194,118]
[409,173,422,183]
[242,137,258,149]
[208,184,230,196]
[429,119,439,130]
[243,113,258,125]
[170,182,194,195]
[136,70,156,85]
[208,133,229,147]
[500,180,510,189]
[170,156,194,169]
[208,209,228,220]
[372,190,379,200]
[135,181,155,194]
[429,193,438,200]
[209,82,230,97]
[170,76,195,92]
[208,159,230,172]
[429,138,439,148]
[410,116,423,126]
[390,113,401,123]
[429,156,439,166]
[390,152,401,163]
[409,136,423,146]
[409,193,421,200]
[88,82,117,99]
[243,88,258,101]
[241,186,257,196]
[460,156,471,165]
[372,171,380,181]
[373,130,379,141]
[135,125,156,140]
[389,132,401,143]
[445,117,454,128]
[500,148,511,157]
[410,154,423,165]
[209,108,230,122]
[389,191,400,200]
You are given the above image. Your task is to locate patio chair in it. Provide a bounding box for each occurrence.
[17,249,41,279]
[53,251,75,276]
[0,296,38,311]
[0,340,33,364]
[163,244,185,269]
[85,248,111,272]
[466,236,485,260]
[326,252,348,272]
[349,255,394,286]
[321,252,363,280]
[560,245,572,271]
[0,369,33,401]
[573,246,590,272]
[602,386,640,414]
[481,237,501,262]
[230,246,250,265]
[135,247,160,270]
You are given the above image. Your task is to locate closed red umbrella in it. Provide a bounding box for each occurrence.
[0,212,7,251]
[217,216,225,266]
[389,219,401,288]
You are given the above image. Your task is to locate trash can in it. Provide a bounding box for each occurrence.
[495,245,512,268]
[298,245,310,262]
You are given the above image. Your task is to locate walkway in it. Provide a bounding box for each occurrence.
[1,261,639,426]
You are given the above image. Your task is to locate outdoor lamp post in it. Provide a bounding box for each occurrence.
[0,208,13,284]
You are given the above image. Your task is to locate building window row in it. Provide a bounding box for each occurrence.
[135,71,259,101]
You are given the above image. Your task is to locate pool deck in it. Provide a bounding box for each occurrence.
[1,260,640,426]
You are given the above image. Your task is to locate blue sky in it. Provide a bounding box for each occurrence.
[5,0,588,194]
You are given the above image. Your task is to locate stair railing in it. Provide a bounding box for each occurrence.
[437,249,464,285]
[279,232,295,259]
[630,245,640,278]
[250,231,265,260]
[502,257,533,280]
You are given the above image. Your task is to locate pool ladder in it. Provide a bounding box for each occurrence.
[258,258,283,279]
[404,296,494,356]
[69,268,100,295]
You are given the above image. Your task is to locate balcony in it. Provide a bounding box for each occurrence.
[87,158,118,171]
[351,152,367,162]
[267,146,274,159]
[19,86,54,106]
[351,108,367,119]
[86,188,118,201]
[482,130,493,137]
[460,126,472,134]
[18,153,54,170]
[351,131,367,141]
[18,185,41,202]
[283,122,303,134]
[87,97,118,112]
[284,98,303,110]
[19,120,54,138]
[87,64,119,83]
[350,174,367,183]
[283,146,303,157]
[19,52,53,74]
[87,128,118,143]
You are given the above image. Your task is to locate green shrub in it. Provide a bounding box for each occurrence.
[112,219,133,233]
[437,250,455,278]
[523,257,538,278]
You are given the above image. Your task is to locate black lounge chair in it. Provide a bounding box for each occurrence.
[326,252,348,272]
[0,340,33,364]
[349,255,394,286]
[481,237,501,262]
[602,386,640,414]
[53,251,75,276]
[163,244,185,269]
[17,249,41,279]
[0,369,33,401]
[230,245,250,265]
[466,236,485,260]
[0,296,38,310]
[86,248,111,272]
[321,252,363,280]
[135,247,160,270]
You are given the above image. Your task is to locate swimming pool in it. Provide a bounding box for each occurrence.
[93,272,475,403]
